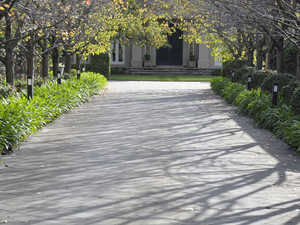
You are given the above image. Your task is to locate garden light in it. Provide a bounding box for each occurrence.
[272,82,279,106]
[57,71,61,85]
[27,75,33,99]
[247,75,252,90]
[77,69,81,79]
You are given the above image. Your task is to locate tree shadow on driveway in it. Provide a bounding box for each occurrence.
[0,82,299,224]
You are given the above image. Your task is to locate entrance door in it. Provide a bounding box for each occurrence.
[156,29,183,66]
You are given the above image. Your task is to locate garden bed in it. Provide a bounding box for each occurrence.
[211,77,300,153]
[0,72,107,154]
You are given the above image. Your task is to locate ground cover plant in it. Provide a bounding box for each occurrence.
[211,77,300,153]
[110,74,215,82]
[0,72,107,154]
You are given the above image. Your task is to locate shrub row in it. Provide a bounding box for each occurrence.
[71,53,111,79]
[211,77,300,153]
[0,72,107,154]
[230,65,300,115]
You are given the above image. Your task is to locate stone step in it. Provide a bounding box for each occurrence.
[129,68,215,76]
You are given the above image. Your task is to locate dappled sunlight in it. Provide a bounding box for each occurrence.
[0,81,299,224]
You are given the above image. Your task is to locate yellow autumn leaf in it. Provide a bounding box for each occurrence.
[0,6,5,10]
[4,4,9,8]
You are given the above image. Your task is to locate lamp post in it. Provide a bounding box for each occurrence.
[57,71,61,85]
[247,75,252,90]
[27,75,33,99]
[272,82,279,106]
[77,69,81,80]
[57,65,64,85]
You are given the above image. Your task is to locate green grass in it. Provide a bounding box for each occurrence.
[109,74,217,82]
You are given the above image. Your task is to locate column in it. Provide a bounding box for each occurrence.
[197,44,210,68]
[131,44,143,68]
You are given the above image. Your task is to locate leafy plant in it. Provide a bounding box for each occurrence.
[189,54,195,61]
[210,76,231,95]
[0,84,15,99]
[222,82,245,104]
[145,54,151,60]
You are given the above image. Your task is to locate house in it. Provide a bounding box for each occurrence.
[110,29,221,73]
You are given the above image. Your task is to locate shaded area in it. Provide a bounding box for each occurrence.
[0,81,299,225]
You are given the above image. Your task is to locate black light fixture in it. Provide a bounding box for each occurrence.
[27,75,33,99]
[272,82,279,106]
[247,75,252,90]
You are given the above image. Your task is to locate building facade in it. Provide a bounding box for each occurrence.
[110,30,221,70]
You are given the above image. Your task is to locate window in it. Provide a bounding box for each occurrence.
[214,60,222,67]
[110,41,125,64]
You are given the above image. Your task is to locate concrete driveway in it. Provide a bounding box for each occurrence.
[0,81,300,225]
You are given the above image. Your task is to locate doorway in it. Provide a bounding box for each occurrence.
[156,29,183,66]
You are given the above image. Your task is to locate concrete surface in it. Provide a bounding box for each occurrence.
[0,81,299,225]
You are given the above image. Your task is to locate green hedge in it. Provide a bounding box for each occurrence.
[0,72,107,154]
[248,70,273,90]
[211,77,300,153]
[232,67,255,84]
[261,73,295,93]
[281,81,300,103]
[222,59,246,78]
[291,88,300,115]
[71,53,111,79]
[72,53,111,78]
[89,53,111,78]
[231,66,300,115]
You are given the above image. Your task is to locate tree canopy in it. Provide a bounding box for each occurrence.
[1,0,300,83]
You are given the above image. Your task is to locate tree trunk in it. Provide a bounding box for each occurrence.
[296,49,300,81]
[266,50,273,70]
[39,38,49,78]
[5,47,14,85]
[41,52,49,78]
[246,49,254,66]
[65,52,71,74]
[276,49,284,73]
[26,38,34,78]
[76,54,81,70]
[26,37,35,99]
[52,47,59,77]
[276,38,284,73]
[256,37,265,70]
[256,48,263,70]
[266,35,275,70]
[5,15,14,85]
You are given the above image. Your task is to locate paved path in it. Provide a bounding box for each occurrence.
[0,81,300,225]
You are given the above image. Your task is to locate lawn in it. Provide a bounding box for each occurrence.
[109,74,217,82]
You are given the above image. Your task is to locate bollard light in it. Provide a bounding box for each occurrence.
[272,82,279,106]
[77,69,81,79]
[247,75,252,90]
[57,71,61,85]
[232,71,235,82]
[27,75,33,99]
[82,67,85,72]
